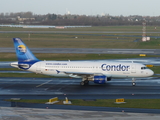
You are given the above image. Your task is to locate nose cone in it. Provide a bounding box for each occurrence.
[148,69,154,76]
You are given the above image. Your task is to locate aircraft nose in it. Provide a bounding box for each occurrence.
[149,70,154,76]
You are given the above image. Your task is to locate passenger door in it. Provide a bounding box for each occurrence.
[131,65,136,73]
[36,62,41,73]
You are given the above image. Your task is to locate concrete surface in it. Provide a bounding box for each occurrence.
[0,107,160,120]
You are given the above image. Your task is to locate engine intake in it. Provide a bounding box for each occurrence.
[94,75,107,84]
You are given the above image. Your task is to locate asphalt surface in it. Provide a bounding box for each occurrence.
[0,77,160,109]
[1,47,160,54]
[0,77,160,96]
[1,31,160,34]
[0,72,160,118]
[1,107,160,120]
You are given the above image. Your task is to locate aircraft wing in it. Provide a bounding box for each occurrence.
[65,71,94,76]
[56,70,103,77]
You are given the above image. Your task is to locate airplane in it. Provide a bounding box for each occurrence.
[10,38,154,86]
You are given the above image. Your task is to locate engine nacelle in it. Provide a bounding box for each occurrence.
[93,75,107,84]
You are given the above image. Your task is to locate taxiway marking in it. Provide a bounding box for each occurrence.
[36,80,53,88]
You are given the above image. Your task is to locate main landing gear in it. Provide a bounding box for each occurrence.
[132,78,136,86]
[80,80,89,86]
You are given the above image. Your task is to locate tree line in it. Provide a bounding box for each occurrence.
[0,12,160,26]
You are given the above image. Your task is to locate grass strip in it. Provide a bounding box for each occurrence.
[0,73,54,78]
[0,53,159,61]
[6,99,160,109]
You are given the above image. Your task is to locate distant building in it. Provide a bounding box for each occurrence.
[55,26,65,29]
[17,16,35,21]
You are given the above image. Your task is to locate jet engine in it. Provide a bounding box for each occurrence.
[93,75,108,84]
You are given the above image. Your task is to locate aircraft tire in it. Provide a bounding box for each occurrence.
[80,81,85,86]
[80,81,89,86]
[84,80,89,85]
[132,82,136,86]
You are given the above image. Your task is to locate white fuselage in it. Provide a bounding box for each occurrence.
[27,61,154,78]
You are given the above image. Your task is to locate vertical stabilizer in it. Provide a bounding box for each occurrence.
[13,38,39,62]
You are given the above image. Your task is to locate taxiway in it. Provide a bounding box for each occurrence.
[0,48,159,54]
[0,77,160,114]
[0,77,160,97]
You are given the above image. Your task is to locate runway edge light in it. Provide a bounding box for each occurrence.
[46,97,59,104]
[63,97,72,104]
[115,98,126,104]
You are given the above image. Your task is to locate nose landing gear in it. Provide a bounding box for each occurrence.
[132,78,136,86]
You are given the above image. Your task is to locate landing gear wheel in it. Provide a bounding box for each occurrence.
[80,80,89,86]
[132,78,136,86]
[84,80,89,85]
[80,81,85,86]
[132,82,136,86]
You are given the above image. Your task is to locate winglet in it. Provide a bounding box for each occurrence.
[13,38,39,62]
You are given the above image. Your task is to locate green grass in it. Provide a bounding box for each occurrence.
[0,68,21,71]
[0,73,54,78]
[0,33,139,48]
[6,99,160,109]
[149,66,160,74]
[0,53,159,61]
[8,99,48,104]
[0,26,160,48]
[67,99,160,109]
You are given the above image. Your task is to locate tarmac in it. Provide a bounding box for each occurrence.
[1,107,160,120]
[0,76,160,120]
[0,47,159,54]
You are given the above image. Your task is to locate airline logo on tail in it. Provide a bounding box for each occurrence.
[17,45,27,55]
[13,38,39,63]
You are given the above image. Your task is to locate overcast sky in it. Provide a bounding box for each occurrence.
[1,0,160,16]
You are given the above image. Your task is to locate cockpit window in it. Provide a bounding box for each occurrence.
[141,67,148,70]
